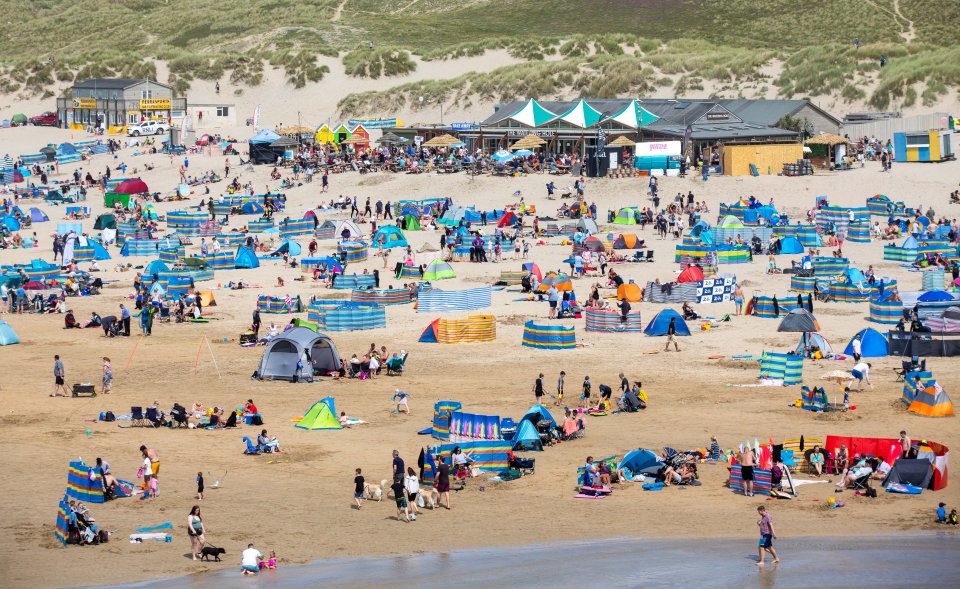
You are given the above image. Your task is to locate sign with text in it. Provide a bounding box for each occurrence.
[73,98,96,109]
[139,98,171,111]
[507,129,554,138]
[450,122,477,130]
[635,141,682,157]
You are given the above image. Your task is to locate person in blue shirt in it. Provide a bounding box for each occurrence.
[937,502,947,523]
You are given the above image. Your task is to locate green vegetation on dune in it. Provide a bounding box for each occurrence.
[0,0,959,110]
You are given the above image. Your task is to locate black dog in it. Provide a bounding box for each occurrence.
[200,545,226,562]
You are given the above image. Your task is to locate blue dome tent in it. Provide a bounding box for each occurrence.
[778,236,804,254]
[0,320,19,345]
[234,246,260,269]
[371,225,408,249]
[843,328,888,357]
[271,240,301,256]
[643,309,691,336]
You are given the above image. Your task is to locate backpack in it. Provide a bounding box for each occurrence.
[250,415,263,426]
[102,411,115,422]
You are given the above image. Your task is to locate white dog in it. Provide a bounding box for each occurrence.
[364,479,388,501]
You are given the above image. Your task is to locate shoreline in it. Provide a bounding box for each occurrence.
[92,533,960,589]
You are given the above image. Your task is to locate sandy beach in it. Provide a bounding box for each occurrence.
[0,124,959,588]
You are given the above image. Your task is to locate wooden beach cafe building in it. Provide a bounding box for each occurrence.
[388,98,840,176]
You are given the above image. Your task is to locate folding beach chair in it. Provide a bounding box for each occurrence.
[130,406,146,427]
[144,407,163,427]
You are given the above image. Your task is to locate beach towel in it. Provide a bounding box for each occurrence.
[885,483,923,495]
[135,522,173,533]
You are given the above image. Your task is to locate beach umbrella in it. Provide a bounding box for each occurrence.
[608,135,636,147]
[115,179,149,194]
[513,149,534,157]
[918,290,955,302]
[422,134,460,148]
[821,370,852,384]
[376,132,404,145]
[538,271,572,292]
[509,133,546,150]
[492,150,514,163]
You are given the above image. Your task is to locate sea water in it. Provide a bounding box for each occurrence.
[95,533,960,589]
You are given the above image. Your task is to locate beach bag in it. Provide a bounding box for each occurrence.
[417,494,425,508]
[866,486,877,498]
[250,415,263,426]
[98,530,109,543]
[103,411,115,422]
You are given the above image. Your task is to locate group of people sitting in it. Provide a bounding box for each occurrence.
[339,343,405,380]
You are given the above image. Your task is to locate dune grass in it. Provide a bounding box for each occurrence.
[343,48,417,79]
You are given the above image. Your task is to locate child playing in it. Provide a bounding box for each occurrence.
[196,471,204,501]
[581,376,591,409]
[102,357,112,394]
[937,502,947,523]
[391,475,409,522]
[354,468,364,510]
[555,371,565,406]
[392,389,410,415]
[259,551,278,570]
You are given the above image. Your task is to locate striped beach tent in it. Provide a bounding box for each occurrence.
[352,288,412,306]
[418,286,492,313]
[66,461,104,503]
[248,217,274,233]
[317,305,386,332]
[337,241,368,263]
[420,315,497,343]
[256,295,304,313]
[748,296,801,318]
[811,256,849,277]
[521,321,576,350]
[759,352,803,385]
[333,274,377,290]
[585,308,643,332]
[846,221,871,243]
[795,225,822,248]
[280,218,314,239]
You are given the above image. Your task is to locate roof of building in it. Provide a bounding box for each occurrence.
[481,98,837,129]
[646,121,797,140]
[73,78,169,90]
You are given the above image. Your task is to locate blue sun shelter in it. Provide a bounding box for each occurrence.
[778,236,804,255]
[844,328,888,357]
[371,225,408,249]
[643,309,690,336]
[0,320,19,345]
[235,246,260,269]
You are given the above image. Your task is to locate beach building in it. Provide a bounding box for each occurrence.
[187,103,237,130]
[55,78,187,133]
[388,98,837,176]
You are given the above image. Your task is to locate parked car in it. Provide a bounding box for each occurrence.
[29,111,59,126]
[127,120,169,136]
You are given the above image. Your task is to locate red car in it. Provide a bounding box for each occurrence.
[30,111,59,126]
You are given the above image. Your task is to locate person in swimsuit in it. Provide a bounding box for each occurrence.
[741,446,756,496]
[734,284,744,316]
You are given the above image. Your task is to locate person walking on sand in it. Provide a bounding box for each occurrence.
[187,506,205,560]
[734,284,744,316]
[51,354,68,397]
[533,373,545,404]
[353,468,365,510]
[756,506,780,565]
[741,446,756,497]
[405,467,421,518]
[665,317,680,352]
[436,457,451,509]
[391,475,409,522]
[101,357,112,394]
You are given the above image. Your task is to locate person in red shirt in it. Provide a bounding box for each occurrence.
[245,399,258,415]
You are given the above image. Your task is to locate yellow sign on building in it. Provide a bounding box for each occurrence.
[73,98,96,109]
[140,98,171,110]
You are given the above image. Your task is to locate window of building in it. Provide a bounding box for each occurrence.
[141,89,153,99]
[216,106,229,117]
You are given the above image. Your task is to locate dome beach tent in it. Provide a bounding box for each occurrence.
[778,236,804,255]
[617,282,642,302]
[677,266,704,283]
[0,320,19,345]
[372,225,408,249]
[643,309,690,336]
[256,328,341,381]
[422,259,455,281]
[402,214,421,231]
[295,398,343,430]
[778,308,820,333]
[618,449,663,479]
[843,328,888,357]
[270,240,301,256]
[317,219,363,240]
[235,246,260,269]
[795,332,834,357]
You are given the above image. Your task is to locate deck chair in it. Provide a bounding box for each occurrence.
[851,473,872,491]
[130,406,146,427]
[893,360,915,382]
[386,352,407,376]
[158,305,171,323]
[242,436,259,455]
[144,407,163,427]
[170,406,189,428]
[644,249,654,262]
